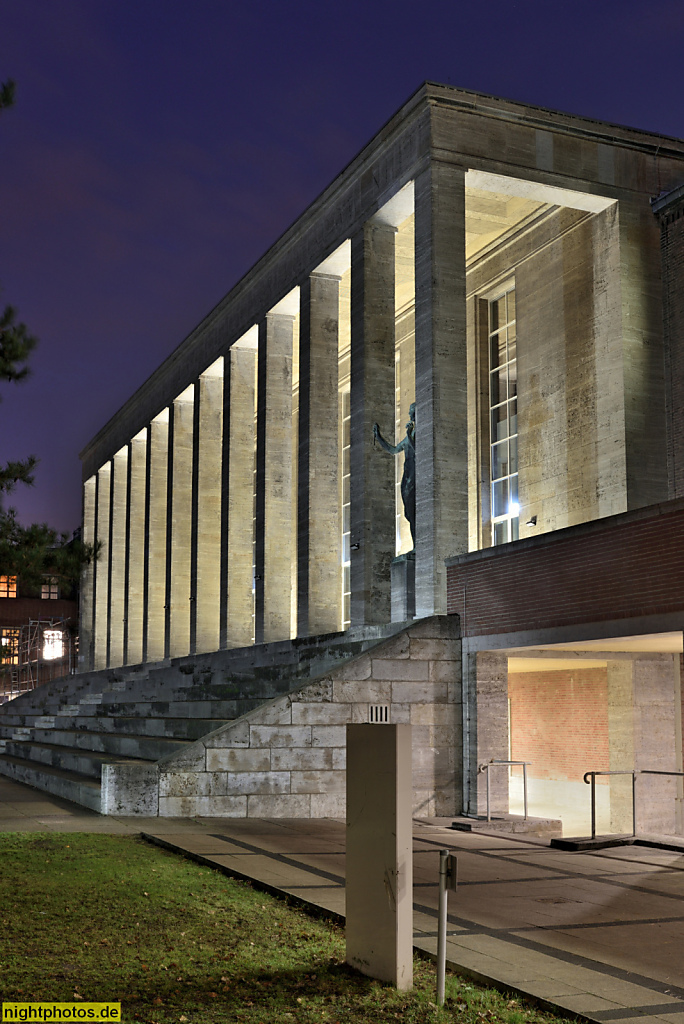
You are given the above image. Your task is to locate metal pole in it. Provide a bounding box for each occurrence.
[523,762,528,821]
[631,771,637,838]
[486,766,491,822]
[437,849,448,1006]
[591,774,596,839]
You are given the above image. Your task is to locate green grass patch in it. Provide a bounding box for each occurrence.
[0,833,569,1023]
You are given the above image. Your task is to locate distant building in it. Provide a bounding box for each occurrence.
[0,573,78,701]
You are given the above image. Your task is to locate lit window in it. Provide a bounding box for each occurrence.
[488,287,519,545]
[0,576,17,598]
[43,629,64,661]
[1,628,19,664]
[340,387,351,630]
[41,577,59,600]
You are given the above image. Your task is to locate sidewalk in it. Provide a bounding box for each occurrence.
[2,776,684,1024]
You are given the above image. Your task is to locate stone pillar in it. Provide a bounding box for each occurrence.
[607,660,635,834]
[166,386,195,660]
[193,361,223,655]
[349,222,396,626]
[618,200,668,509]
[79,475,96,672]
[414,162,467,617]
[391,554,415,621]
[144,409,167,659]
[125,430,147,666]
[224,341,258,648]
[346,723,413,990]
[467,651,509,817]
[298,273,341,636]
[633,655,678,835]
[144,410,168,664]
[255,312,297,644]
[108,447,128,668]
[93,463,111,671]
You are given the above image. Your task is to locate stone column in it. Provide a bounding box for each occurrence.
[93,462,111,671]
[633,655,678,835]
[607,660,635,834]
[193,362,223,655]
[224,341,258,648]
[255,312,297,644]
[166,386,195,660]
[414,162,467,617]
[144,411,168,664]
[108,447,128,668]
[618,199,668,509]
[349,222,396,626]
[125,430,147,666]
[79,475,96,672]
[466,651,509,817]
[298,273,341,636]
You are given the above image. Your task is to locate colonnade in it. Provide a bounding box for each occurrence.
[80,167,469,671]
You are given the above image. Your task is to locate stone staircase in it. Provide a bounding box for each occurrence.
[0,625,403,813]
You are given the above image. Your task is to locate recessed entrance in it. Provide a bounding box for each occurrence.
[496,633,684,837]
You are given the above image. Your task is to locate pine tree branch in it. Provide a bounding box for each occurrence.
[0,456,38,493]
[0,78,15,111]
[0,304,38,387]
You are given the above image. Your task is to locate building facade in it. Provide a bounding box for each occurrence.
[0,574,78,702]
[72,84,684,828]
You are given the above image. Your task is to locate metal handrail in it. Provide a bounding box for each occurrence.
[583,769,684,839]
[478,759,531,822]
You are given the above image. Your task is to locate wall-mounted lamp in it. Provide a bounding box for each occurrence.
[526,515,537,527]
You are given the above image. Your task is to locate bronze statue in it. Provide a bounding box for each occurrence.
[373,402,416,552]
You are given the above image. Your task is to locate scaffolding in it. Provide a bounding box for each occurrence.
[0,617,77,703]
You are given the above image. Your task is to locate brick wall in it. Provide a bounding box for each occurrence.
[446,498,684,636]
[509,668,609,783]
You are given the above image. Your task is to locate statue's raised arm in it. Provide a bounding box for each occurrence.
[372,402,416,552]
[373,421,406,456]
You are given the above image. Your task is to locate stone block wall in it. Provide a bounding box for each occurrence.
[102,616,462,817]
[656,188,684,498]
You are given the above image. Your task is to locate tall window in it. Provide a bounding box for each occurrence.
[0,576,17,598]
[489,287,518,545]
[339,364,351,631]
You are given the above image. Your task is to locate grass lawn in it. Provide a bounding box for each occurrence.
[0,833,570,1024]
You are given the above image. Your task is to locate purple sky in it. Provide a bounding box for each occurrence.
[1,0,683,534]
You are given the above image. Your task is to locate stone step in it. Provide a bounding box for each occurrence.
[93,698,263,719]
[2,739,151,780]
[105,677,296,702]
[0,753,102,812]
[34,716,56,728]
[68,715,231,739]
[450,814,563,839]
[22,728,190,761]
[0,714,230,742]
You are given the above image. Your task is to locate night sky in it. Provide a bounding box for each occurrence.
[1,0,683,534]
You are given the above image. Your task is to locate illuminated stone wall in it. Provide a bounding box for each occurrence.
[80,85,681,672]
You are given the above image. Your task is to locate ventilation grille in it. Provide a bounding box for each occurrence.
[369,704,390,724]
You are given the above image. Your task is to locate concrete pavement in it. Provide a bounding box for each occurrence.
[2,776,684,1024]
